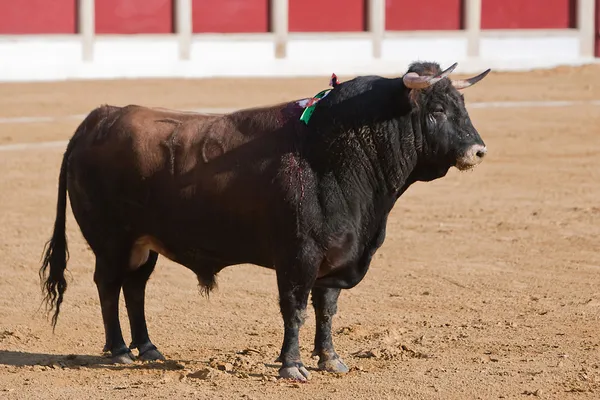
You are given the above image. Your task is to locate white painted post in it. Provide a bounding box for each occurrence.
[79,0,95,62]
[464,0,482,58]
[368,0,385,59]
[175,0,193,60]
[271,0,288,59]
[577,0,596,58]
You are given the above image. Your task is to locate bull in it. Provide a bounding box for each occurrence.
[40,61,490,381]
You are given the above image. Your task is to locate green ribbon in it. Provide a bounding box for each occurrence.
[299,89,332,125]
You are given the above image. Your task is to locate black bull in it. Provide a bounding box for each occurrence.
[40,61,490,381]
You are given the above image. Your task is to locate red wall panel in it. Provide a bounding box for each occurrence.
[481,0,575,29]
[386,0,462,31]
[192,0,268,33]
[0,0,76,34]
[289,0,365,32]
[95,0,173,34]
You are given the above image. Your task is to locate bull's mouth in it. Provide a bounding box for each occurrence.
[455,144,487,171]
[455,161,479,171]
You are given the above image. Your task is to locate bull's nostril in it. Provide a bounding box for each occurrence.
[476,150,486,158]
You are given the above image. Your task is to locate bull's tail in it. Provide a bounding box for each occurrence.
[39,138,77,331]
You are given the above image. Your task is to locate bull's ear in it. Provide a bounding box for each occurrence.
[452,69,491,90]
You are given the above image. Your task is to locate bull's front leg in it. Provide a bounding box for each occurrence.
[311,287,349,373]
[275,263,317,381]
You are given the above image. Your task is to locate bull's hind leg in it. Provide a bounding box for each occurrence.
[94,257,134,363]
[122,251,165,361]
[311,287,349,373]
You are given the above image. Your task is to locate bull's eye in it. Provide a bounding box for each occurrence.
[430,106,446,123]
[428,105,446,126]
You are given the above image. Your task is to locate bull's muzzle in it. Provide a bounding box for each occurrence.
[456,144,487,171]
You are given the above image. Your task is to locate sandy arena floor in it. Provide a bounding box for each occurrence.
[0,65,599,399]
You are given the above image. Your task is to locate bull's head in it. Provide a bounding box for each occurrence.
[402,62,489,179]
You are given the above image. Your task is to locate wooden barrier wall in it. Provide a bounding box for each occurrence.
[0,0,586,33]
[192,0,269,33]
[0,0,596,55]
[95,0,173,34]
[386,0,462,30]
[481,0,575,29]
[0,0,76,34]
[288,0,365,32]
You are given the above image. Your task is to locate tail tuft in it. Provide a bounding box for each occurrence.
[39,144,71,331]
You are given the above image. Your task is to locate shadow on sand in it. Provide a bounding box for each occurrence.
[0,350,190,371]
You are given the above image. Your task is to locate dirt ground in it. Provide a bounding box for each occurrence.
[1,64,599,400]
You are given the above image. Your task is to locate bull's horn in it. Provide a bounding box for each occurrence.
[403,72,436,89]
[438,62,458,78]
[452,68,491,90]
[403,62,458,90]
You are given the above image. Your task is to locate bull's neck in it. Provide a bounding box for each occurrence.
[405,106,451,183]
[305,114,419,208]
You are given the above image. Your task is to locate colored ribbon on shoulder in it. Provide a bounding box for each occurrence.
[299,73,340,125]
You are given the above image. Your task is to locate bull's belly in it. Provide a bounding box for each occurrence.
[129,218,275,272]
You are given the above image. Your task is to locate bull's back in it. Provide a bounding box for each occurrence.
[68,104,219,176]
[65,103,297,266]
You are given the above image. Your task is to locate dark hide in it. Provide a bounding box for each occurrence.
[39,61,488,378]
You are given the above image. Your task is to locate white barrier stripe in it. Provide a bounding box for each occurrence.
[0,108,236,125]
[0,116,62,124]
[0,100,599,126]
[0,140,68,152]
[1,99,599,152]
[469,100,600,109]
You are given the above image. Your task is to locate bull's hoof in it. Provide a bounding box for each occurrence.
[112,351,135,364]
[318,357,349,374]
[279,364,311,381]
[139,348,165,362]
